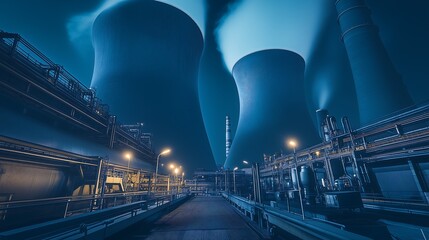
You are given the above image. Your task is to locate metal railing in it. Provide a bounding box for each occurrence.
[222,193,369,240]
[1,31,156,162]
[0,31,109,119]
[0,192,190,239]
[0,190,185,230]
[362,192,427,205]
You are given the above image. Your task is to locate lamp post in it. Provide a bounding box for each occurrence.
[124,152,132,191]
[155,148,171,192]
[174,168,180,194]
[288,139,305,220]
[233,167,238,194]
[243,160,256,201]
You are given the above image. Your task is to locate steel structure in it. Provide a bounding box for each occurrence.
[0,31,155,162]
[260,103,429,215]
[0,31,164,230]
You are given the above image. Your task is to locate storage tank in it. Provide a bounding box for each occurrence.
[91,0,214,171]
[224,49,319,168]
[335,0,413,125]
[291,168,299,190]
[299,165,316,204]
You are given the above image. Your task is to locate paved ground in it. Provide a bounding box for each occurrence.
[123,196,262,240]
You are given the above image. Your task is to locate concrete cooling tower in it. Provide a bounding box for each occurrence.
[335,0,413,125]
[91,0,214,171]
[224,49,319,168]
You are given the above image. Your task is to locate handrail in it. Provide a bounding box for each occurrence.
[222,193,369,240]
[0,193,190,239]
[1,31,156,162]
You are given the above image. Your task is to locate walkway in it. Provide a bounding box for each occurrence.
[119,196,263,240]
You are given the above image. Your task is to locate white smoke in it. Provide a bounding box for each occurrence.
[216,0,329,72]
[66,0,206,48]
[66,0,127,45]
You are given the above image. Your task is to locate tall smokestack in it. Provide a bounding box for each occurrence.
[335,0,413,125]
[225,49,319,168]
[226,115,232,161]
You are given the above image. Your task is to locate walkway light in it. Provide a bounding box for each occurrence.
[155,148,172,191]
[287,138,305,220]
[123,151,132,191]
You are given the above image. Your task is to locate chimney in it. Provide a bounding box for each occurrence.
[335,0,413,125]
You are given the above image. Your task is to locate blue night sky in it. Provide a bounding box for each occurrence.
[1,0,428,173]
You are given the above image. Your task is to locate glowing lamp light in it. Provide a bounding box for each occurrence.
[124,152,132,161]
[160,148,171,156]
[288,140,297,148]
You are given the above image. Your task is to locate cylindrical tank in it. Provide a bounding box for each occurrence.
[299,165,315,189]
[299,165,316,205]
[335,0,413,125]
[291,168,299,190]
[91,1,214,171]
[224,49,319,168]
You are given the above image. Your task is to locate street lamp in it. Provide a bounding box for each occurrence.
[287,138,305,220]
[124,152,132,191]
[233,167,238,194]
[155,148,171,191]
[242,160,259,201]
[288,140,297,152]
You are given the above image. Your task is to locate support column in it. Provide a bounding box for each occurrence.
[408,160,429,204]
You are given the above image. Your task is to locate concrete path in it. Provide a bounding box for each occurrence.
[124,196,262,240]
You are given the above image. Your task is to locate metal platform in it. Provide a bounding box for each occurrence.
[117,196,265,240]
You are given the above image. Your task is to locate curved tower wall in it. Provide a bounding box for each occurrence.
[91,1,214,171]
[335,0,413,125]
[225,49,319,168]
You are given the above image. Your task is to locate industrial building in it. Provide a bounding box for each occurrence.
[0,0,429,239]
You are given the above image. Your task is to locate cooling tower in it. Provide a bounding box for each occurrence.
[91,1,214,171]
[224,49,319,168]
[335,0,413,125]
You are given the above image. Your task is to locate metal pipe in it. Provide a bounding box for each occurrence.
[0,62,107,127]
[0,135,99,161]
[0,80,102,134]
[63,199,70,218]
[0,148,98,166]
